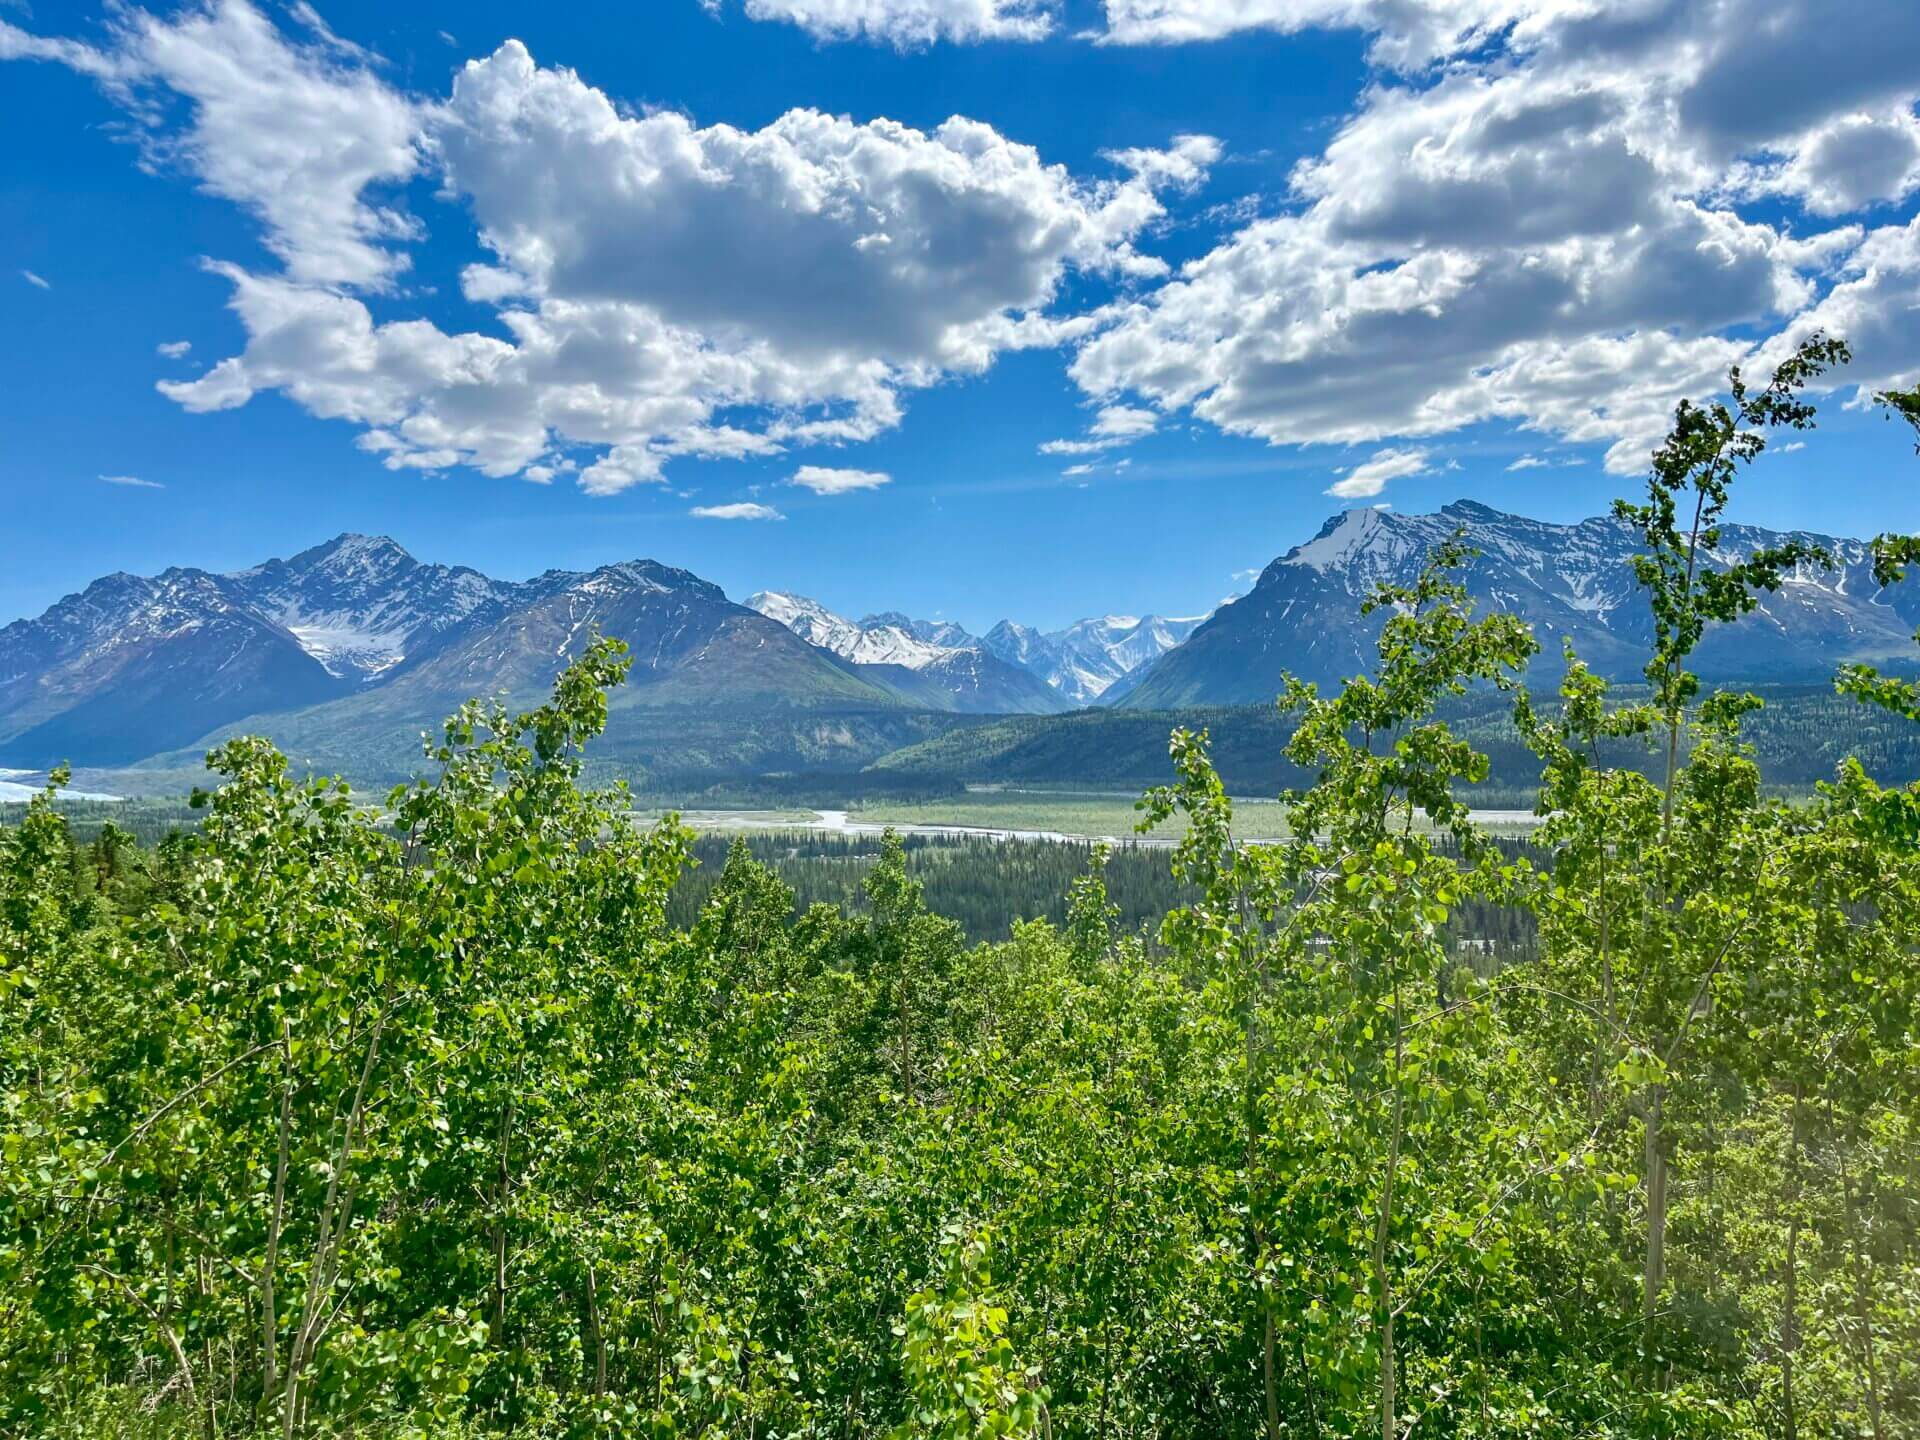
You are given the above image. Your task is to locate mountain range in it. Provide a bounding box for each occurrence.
[0,537,901,769]
[981,613,1210,703]
[743,592,1068,714]
[1120,500,1920,707]
[3,501,1914,784]
[741,592,1206,711]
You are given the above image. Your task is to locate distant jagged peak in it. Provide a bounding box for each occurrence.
[979,608,1212,703]
[271,531,415,577]
[749,592,979,671]
[579,558,724,600]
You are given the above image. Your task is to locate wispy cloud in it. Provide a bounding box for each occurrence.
[1041,404,1159,456]
[690,501,783,520]
[790,465,890,495]
[100,473,164,489]
[157,339,192,358]
[20,268,49,290]
[1327,447,1431,499]
[1507,454,1548,471]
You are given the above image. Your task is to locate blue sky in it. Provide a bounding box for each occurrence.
[5,0,1920,634]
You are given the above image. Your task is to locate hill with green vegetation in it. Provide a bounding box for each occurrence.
[867,683,1920,803]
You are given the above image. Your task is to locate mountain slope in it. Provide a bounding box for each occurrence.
[3,544,914,775]
[1122,500,1920,708]
[150,560,946,788]
[0,570,345,766]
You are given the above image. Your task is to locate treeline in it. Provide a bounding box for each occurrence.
[869,684,1920,805]
[1,342,1918,1439]
[667,831,1538,956]
[0,797,204,850]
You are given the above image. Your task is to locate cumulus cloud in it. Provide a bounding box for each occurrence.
[19,268,48,289]
[1063,0,1920,473]
[99,473,165,489]
[1747,111,1920,216]
[791,465,892,494]
[1327,446,1430,498]
[157,339,193,358]
[691,501,785,520]
[5,7,1214,494]
[14,0,1920,498]
[724,0,1056,45]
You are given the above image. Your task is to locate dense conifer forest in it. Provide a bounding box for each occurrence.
[4,344,1919,1437]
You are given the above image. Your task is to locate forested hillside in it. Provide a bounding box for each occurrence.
[870,683,1920,803]
[4,347,1919,1439]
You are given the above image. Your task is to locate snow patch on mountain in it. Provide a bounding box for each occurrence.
[226,534,514,682]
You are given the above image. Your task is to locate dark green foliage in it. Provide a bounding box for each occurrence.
[666,832,1538,954]
[870,685,1920,803]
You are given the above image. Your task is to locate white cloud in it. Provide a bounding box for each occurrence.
[436,50,1202,361]
[157,339,192,358]
[791,465,892,494]
[99,473,165,489]
[1041,401,1160,453]
[5,9,1212,494]
[1746,110,1920,217]
[1061,462,1096,476]
[1327,445,1429,498]
[1095,0,1533,65]
[9,1,425,292]
[728,0,1056,45]
[0,18,134,79]
[1506,454,1548,470]
[17,0,1920,498]
[691,501,785,520]
[19,268,48,289]
[1064,0,1920,474]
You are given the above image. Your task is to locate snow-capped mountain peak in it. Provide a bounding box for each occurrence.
[745,591,1066,712]
[1123,498,1916,708]
[225,533,513,683]
[747,592,955,669]
[982,610,1210,703]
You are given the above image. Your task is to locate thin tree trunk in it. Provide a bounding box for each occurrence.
[490,1095,514,1349]
[1376,973,1406,1440]
[283,1005,387,1439]
[1837,1138,1886,1440]
[1643,1082,1667,1388]
[262,1020,293,1419]
[1263,1308,1281,1440]
[585,1263,607,1397]
[1781,1092,1802,1440]
[1297,1333,1322,1440]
